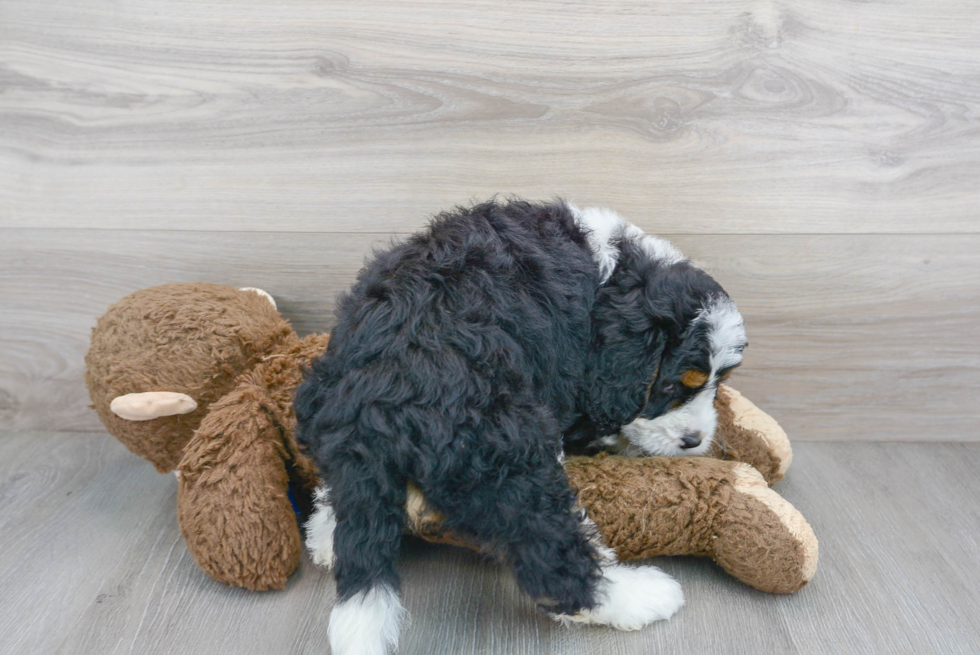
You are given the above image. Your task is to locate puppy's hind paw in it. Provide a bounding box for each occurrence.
[553,564,684,631]
[305,486,337,569]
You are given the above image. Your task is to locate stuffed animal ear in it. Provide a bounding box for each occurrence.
[238,287,277,309]
[109,391,198,421]
[176,381,301,591]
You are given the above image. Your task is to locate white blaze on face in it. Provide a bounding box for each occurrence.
[620,296,747,457]
[619,386,718,456]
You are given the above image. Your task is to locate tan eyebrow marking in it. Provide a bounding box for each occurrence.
[680,370,709,388]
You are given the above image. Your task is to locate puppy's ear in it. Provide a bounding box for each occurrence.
[583,256,668,435]
[583,330,666,435]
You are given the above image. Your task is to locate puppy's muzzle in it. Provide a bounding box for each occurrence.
[680,431,703,450]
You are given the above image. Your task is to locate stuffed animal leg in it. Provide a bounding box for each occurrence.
[407,386,817,594]
[408,455,816,594]
[566,455,817,593]
[709,385,792,486]
[176,382,303,591]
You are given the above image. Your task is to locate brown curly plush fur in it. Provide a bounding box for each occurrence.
[86,283,295,473]
[564,455,817,593]
[176,332,329,590]
[87,283,816,593]
[709,385,791,484]
[87,283,327,590]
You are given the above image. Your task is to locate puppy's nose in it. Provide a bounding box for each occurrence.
[680,432,702,449]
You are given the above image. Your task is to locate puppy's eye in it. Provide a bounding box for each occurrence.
[680,370,708,388]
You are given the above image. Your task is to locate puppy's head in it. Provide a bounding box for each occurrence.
[618,294,746,456]
[579,230,747,456]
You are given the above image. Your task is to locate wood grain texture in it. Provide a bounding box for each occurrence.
[2,0,980,440]
[2,0,980,233]
[1,433,978,655]
[2,228,979,439]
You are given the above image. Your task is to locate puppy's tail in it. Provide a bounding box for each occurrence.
[325,454,408,655]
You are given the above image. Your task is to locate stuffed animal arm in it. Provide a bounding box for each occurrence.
[176,379,305,590]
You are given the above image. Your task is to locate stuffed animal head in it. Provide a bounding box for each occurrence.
[85,283,296,472]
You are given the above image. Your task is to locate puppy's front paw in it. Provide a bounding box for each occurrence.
[554,564,684,631]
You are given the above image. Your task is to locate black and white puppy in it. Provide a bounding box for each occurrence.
[295,199,747,655]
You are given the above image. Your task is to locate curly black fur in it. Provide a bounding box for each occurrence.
[295,198,732,614]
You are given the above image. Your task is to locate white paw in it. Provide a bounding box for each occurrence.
[554,564,684,631]
[305,486,336,569]
[328,586,405,655]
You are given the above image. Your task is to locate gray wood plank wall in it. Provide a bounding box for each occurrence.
[2,0,979,440]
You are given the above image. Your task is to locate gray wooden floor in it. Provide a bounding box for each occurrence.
[1,433,977,655]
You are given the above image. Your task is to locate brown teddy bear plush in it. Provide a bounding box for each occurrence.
[86,283,817,594]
